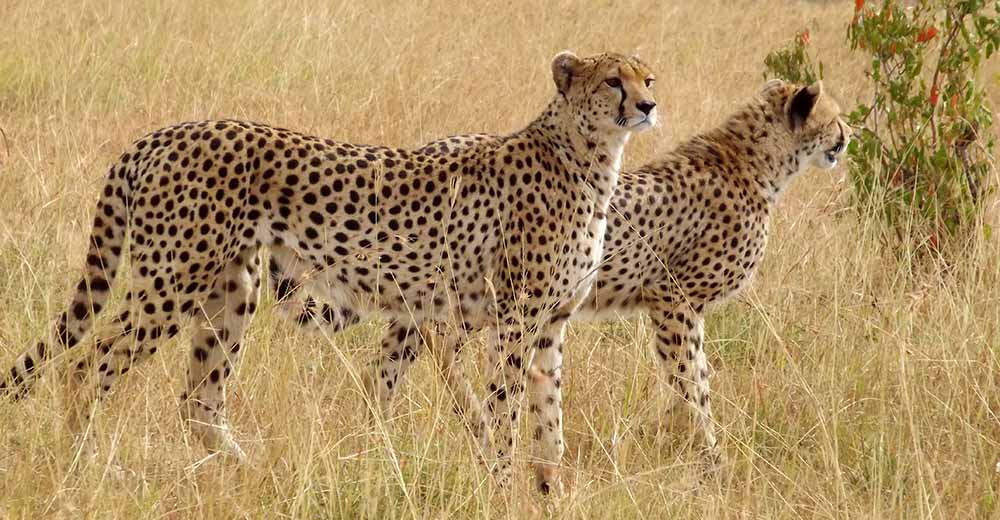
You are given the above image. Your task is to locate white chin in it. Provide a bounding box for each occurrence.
[632,116,656,130]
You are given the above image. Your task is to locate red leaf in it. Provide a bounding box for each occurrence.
[891,169,903,187]
[917,27,937,43]
[929,86,939,107]
[855,0,864,11]
[799,30,811,46]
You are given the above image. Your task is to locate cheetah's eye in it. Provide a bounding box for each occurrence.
[604,77,622,88]
[644,77,655,88]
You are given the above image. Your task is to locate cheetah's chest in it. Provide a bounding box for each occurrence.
[559,172,620,313]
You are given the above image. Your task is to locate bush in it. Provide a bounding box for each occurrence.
[765,0,1000,261]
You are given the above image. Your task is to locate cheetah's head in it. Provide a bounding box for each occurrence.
[552,51,658,137]
[765,79,852,171]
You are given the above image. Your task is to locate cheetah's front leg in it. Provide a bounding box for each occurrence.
[483,322,531,489]
[526,320,567,495]
[362,319,425,421]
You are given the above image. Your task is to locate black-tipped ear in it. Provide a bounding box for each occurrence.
[552,51,582,95]
[788,81,823,131]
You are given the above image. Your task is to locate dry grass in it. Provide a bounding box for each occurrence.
[2,0,999,517]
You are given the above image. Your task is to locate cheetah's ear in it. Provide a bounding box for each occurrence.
[552,51,582,95]
[761,78,786,94]
[630,53,651,70]
[788,81,823,131]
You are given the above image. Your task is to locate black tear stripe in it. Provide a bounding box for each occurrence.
[617,85,627,122]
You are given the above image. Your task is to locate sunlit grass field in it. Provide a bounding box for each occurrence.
[1,0,999,517]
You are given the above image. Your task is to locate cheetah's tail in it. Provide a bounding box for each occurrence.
[1,159,133,400]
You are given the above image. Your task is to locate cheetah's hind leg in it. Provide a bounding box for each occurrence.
[648,300,725,478]
[61,304,183,472]
[180,248,262,462]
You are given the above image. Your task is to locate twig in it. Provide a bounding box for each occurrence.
[0,124,10,171]
[927,7,966,146]
[956,122,980,203]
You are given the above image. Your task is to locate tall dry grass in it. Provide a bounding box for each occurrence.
[1,0,999,517]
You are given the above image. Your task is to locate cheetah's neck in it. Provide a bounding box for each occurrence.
[529,98,629,209]
[684,100,803,205]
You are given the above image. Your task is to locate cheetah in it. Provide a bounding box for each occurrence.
[1,51,658,491]
[270,79,851,481]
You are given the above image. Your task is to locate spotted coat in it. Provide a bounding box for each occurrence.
[1,52,658,492]
[271,79,851,480]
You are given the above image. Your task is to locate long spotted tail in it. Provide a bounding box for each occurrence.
[1,159,132,399]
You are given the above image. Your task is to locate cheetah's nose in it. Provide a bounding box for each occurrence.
[637,101,656,115]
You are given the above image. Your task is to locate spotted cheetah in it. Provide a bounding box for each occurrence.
[270,79,851,483]
[1,51,658,490]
